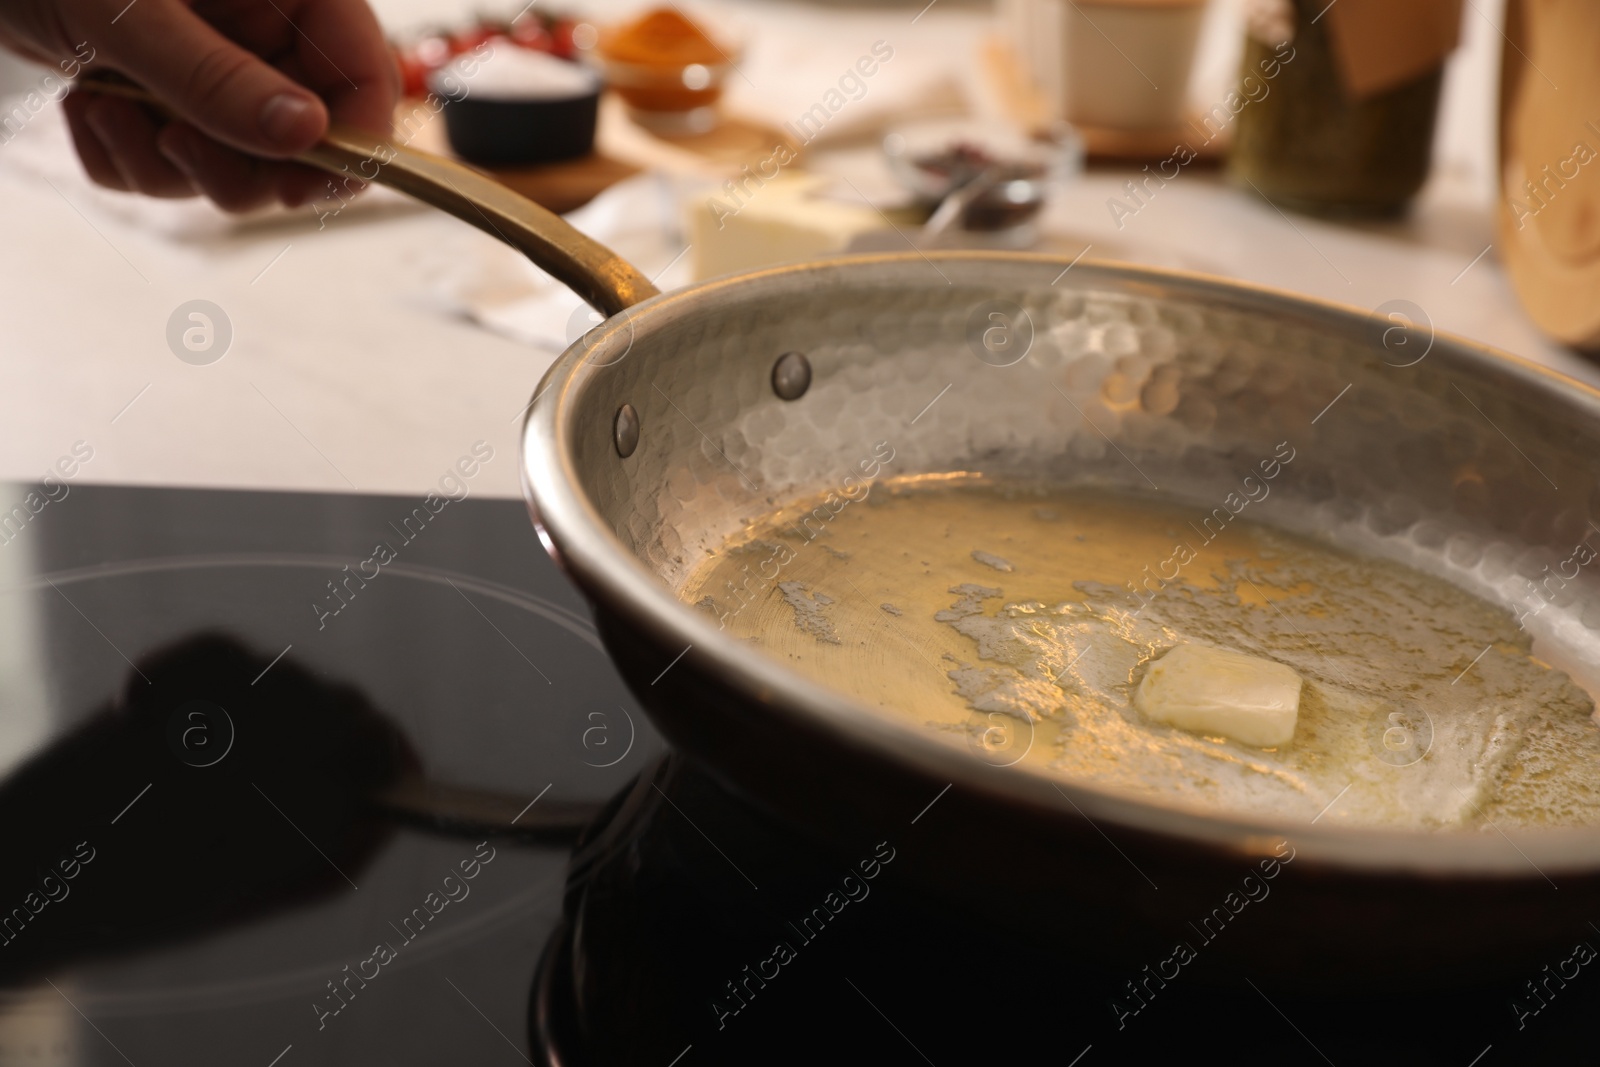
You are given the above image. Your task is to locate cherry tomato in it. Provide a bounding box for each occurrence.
[393,48,431,98]
[549,19,579,59]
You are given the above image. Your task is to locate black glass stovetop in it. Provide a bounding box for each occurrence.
[0,482,658,1066]
[0,483,1589,1067]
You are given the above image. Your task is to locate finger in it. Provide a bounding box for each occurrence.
[82,96,196,198]
[157,123,278,213]
[276,163,336,209]
[105,0,328,156]
[160,127,343,212]
[273,0,400,133]
[62,91,130,191]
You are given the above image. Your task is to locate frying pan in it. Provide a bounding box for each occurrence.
[87,84,1600,984]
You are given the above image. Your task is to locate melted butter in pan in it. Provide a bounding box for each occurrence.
[682,481,1600,830]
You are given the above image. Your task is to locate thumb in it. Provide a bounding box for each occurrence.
[107,0,329,156]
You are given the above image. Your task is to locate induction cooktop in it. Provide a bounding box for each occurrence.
[0,482,652,1066]
[0,483,1585,1067]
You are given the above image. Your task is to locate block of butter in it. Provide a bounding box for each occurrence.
[1134,644,1303,748]
[686,175,885,281]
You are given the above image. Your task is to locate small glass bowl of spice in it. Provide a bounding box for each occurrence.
[596,6,739,135]
[884,119,1083,242]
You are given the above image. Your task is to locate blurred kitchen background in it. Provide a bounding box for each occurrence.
[0,0,1591,499]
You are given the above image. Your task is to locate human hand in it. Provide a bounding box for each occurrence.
[0,0,397,211]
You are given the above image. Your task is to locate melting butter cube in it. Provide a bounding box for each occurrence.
[1135,644,1302,747]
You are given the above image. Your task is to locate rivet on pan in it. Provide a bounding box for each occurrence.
[614,403,640,458]
[771,351,812,401]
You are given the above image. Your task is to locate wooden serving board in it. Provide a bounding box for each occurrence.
[393,96,800,214]
[1498,0,1600,350]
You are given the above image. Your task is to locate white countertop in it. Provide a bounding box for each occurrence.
[0,0,1586,502]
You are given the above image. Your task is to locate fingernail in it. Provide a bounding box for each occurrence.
[259,93,318,149]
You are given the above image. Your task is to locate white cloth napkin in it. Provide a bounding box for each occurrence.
[433,173,693,354]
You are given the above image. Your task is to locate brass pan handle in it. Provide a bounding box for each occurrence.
[78,75,659,317]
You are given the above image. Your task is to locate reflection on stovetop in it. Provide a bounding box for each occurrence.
[538,754,1599,1067]
[0,483,657,1066]
[0,632,406,986]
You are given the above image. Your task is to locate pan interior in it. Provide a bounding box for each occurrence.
[555,256,1600,833]
[683,478,1600,831]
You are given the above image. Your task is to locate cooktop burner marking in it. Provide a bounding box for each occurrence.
[6,554,602,652]
[447,579,552,684]
[45,576,149,683]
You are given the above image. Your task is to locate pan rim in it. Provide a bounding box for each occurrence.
[523,250,1600,878]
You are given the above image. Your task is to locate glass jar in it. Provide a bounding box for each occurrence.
[1229,0,1446,216]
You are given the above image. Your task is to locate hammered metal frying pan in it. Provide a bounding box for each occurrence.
[89,81,1600,984]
